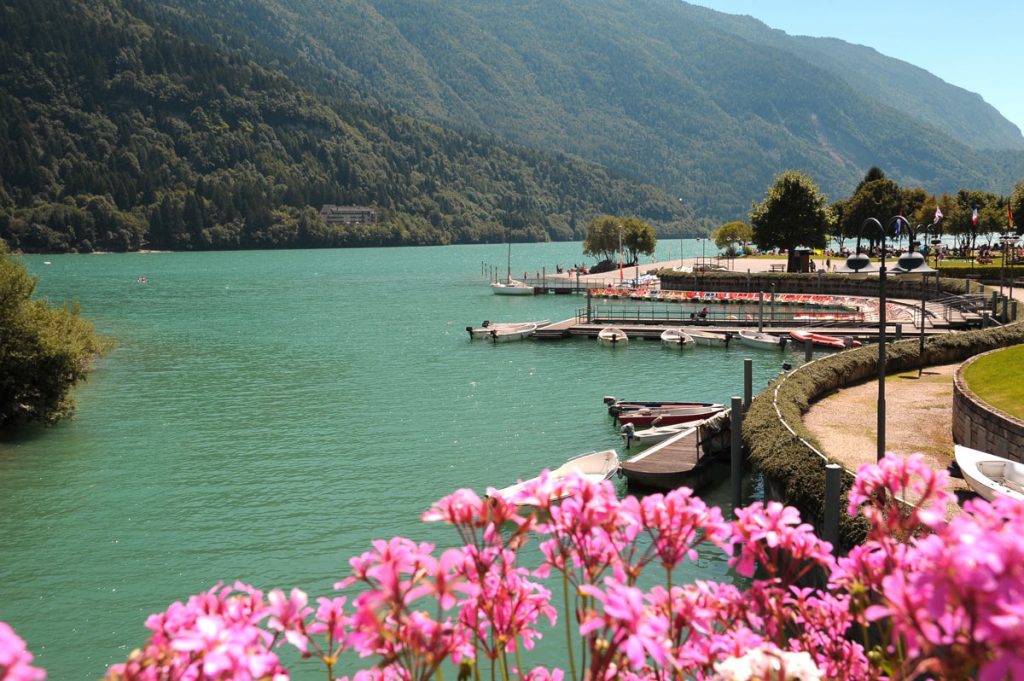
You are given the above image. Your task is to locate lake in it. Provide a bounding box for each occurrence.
[0,241,801,679]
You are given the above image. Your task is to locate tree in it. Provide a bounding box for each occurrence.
[710,220,753,254]
[0,241,111,428]
[1010,180,1024,233]
[620,217,657,266]
[832,171,903,252]
[583,215,623,262]
[749,171,829,271]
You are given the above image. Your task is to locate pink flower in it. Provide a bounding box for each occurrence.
[267,588,312,652]
[0,622,45,681]
[579,578,670,670]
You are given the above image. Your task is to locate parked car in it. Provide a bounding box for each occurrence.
[590,258,637,274]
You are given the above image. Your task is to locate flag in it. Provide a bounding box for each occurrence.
[933,205,943,224]
[972,207,979,226]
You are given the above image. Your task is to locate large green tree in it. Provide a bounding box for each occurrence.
[0,242,111,427]
[749,171,830,271]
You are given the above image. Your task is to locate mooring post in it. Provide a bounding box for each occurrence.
[743,358,753,410]
[804,338,813,362]
[824,463,842,552]
[758,291,765,332]
[895,323,902,341]
[730,396,743,515]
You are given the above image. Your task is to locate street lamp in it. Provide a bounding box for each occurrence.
[838,216,902,462]
[1000,233,1019,317]
[892,238,937,375]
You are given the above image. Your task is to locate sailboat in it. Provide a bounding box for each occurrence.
[491,231,534,295]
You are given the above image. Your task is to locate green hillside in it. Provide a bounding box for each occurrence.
[0,0,690,252]
[154,0,1023,221]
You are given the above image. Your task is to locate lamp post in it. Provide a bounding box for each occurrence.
[838,216,902,462]
[893,237,937,376]
[1000,233,1019,318]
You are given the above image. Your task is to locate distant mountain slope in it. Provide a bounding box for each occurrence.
[686,4,1024,152]
[151,0,1023,221]
[0,0,690,253]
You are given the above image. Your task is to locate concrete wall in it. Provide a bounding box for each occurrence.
[953,349,1024,462]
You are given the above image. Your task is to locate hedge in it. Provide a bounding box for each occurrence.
[742,320,1024,548]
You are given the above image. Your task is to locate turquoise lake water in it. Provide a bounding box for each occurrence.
[0,242,805,679]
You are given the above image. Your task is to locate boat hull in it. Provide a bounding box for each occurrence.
[789,330,859,350]
[597,327,628,345]
[492,282,534,295]
[955,445,1024,501]
[617,406,724,428]
[737,330,785,350]
[687,330,730,347]
[494,449,620,501]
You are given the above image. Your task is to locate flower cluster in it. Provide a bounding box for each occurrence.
[3,453,1023,680]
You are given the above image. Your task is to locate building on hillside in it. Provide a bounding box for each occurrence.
[319,205,376,225]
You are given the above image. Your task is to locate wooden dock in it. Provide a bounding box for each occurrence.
[619,412,730,491]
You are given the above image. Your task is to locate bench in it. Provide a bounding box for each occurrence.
[769,264,786,272]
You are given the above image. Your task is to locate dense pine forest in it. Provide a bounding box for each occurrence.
[0,0,691,252]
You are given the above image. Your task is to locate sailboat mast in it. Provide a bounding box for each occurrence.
[506,234,512,283]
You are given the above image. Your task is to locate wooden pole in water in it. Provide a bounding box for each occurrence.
[743,358,752,410]
[730,396,743,515]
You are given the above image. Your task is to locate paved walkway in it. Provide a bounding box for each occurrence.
[803,363,959,474]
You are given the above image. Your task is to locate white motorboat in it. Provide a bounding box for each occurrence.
[620,421,692,448]
[954,445,1024,501]
[737,329,786,350]
[597,327,628,346]
[491,279,534,295]
[493,449,620,501]
[660,327,695,349]
[467,319,549,340]
[488,322,537,343]
[686,329,731,347]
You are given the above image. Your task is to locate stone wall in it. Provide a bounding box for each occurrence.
[953,349,1024,462]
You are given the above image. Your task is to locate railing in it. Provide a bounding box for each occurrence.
[576,303,865,326]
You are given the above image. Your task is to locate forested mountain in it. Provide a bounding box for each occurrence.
[148,0,1024,221]
[0,0,689,253]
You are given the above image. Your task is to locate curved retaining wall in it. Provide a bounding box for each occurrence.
[953,349,1024,462]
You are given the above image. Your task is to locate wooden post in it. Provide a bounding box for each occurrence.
[743,359,752,410]
[731,396,743,515]
[824,463,842,551]
[804,338,813,362]
[895,323,902,341]
[758,291,765,332]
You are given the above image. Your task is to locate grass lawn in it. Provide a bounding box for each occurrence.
[963,345,1024,420]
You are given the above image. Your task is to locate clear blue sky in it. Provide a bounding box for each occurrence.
[687,0,1024,136]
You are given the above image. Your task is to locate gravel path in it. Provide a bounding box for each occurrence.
[802,363,970,498]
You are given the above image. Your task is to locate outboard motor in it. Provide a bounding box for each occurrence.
[603,395,618,405]
[780,336,788,350]
[466,325,474,338]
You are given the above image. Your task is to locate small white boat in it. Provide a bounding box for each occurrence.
[737,329,786,351]
[488,322,537,343]
[686,329,730,347]
[491,279,535,295]
[597,327,628,346]
[467,320,549,340]
[660,328,695,349]
[494,449,620,501]
[620,421,692,448]
[954,445,1024,501]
